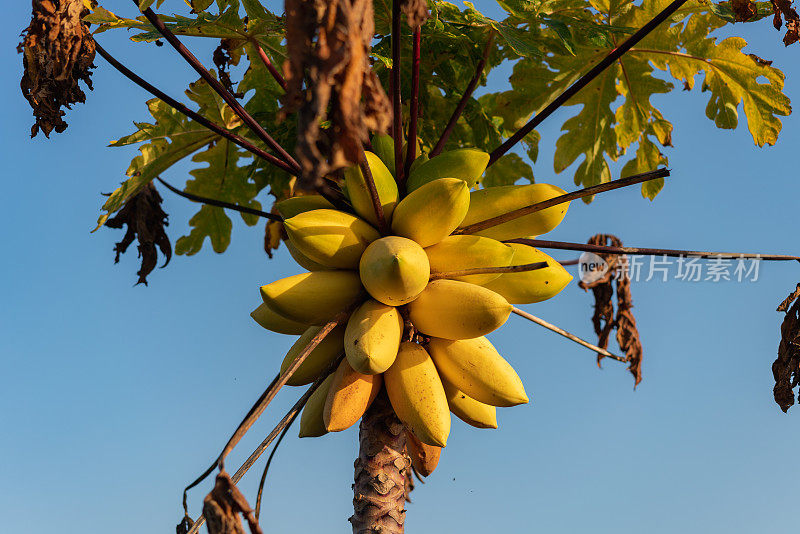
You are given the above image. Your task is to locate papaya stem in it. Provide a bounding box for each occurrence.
[131,0,301,173]
[429,261,548,280]
[254,43,287,92]
[360,151,390,234]
[455,168,669,235]
[430,33,494,158]
[95,43,296,175]
[511,308,629,362]
[403,27,422,182]
[508,238,800,262]
[156,177,282,221]
[391,0,404,185]
[350,391,409,533]
[487,0,691,166]
[185,354,343,534]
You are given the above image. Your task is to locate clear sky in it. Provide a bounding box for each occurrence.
[2,2,800,533]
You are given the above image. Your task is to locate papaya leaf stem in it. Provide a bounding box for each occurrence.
[487,0,691,167]
[511,308,628,362]
[429,261,548,280]
[254,416,296,521]
[185,353,344,534]
[254,43,287,92]
[403,27,422,182]
[95,43,295,175]
[508,239,800,262]
[430,33,494,158]
[181,312,349,519]
[391,0,404,185]
[456,168,670,235]
[131,0,300,173]
[217,313,348,466]
[360,151,390,234]
[156,177,282,222]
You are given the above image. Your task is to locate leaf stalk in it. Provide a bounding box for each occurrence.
[487,0,691,166]
[456,168,670,235]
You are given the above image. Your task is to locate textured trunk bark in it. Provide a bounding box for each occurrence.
[349,391,409,533]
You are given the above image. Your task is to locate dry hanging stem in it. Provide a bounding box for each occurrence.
[282,0,391,188]
[19,0,96,138]
[773,284,800,412]
[185,355,344,534]
[578,234,644,386]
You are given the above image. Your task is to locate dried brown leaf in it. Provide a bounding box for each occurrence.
[213,39,243,98]
[770,0,800,46]
[579,234,643,386]
[176,515,195,534]
[105,182,171,286]
[401,0,430,28]
[731,0,758,21]
[773,284,800,412]
[203,471,263,534]
[19,0,95,138]
[282,0,391,188]
[264,218,283,259]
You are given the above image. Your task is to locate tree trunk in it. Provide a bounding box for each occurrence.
[349,391,409,533]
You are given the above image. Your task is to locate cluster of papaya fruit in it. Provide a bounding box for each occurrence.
[252,135,572,472]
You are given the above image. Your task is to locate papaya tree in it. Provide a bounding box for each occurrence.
[17,0,800,532]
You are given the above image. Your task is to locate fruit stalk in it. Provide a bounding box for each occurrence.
[350,392,409,534]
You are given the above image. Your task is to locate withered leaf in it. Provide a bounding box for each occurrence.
[282,0,391,189]
[264,218,283,259]
[105,181,171,286]
[731,0,758,21]
[773,284,800,412]
[401,0,430,28]
[770,0,800,46]
[203,471,263,534]
[19,0,96,138]
[176,515,195,534]
[578,234,644,387]
[213,39,243,98]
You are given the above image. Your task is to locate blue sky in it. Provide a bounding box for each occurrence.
[2,1,800,533]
